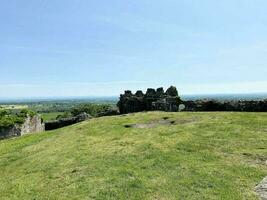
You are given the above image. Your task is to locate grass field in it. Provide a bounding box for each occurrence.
[0,105,28,110]
[0,112,266,199]
[41,112,65,122]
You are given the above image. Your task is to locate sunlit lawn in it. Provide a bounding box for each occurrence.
[0,112,266,199]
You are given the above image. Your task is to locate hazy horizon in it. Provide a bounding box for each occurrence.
[0,92,266,103]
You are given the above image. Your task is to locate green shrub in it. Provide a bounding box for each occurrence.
[19,109,36,117]
[56,112,73,120]
[0,109,37,128]
[70,104,112,117]
[0,110,8,117]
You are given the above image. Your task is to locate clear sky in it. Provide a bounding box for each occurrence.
[1,0,267,98]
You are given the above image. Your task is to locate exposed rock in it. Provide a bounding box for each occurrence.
[255,177,267,200]
[0,114,44,139]
[0,125,21,139]
[97,108,119,117]
[117,86,182,114]
[21,114,45,135]
[76,112,92,122]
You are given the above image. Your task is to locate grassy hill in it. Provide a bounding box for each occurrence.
[0,112,266,199]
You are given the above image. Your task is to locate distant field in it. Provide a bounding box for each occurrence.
[41,112,64,122]
[0,104,28,110]
[0,112,266,199]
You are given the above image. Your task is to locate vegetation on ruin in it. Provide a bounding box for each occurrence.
[0,109,36,128]
[0,112,266,199]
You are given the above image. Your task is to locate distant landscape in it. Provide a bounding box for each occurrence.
[1,0,267,199]
[1,92,266,123]
[1,92,267,103]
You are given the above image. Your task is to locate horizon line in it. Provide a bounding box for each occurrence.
[0,92,266,101]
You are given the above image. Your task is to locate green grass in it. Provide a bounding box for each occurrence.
[41,112,64,122]
[0,112,266,199]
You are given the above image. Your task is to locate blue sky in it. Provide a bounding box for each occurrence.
[1,0,267,97]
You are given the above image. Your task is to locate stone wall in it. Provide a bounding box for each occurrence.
[45,112,91,131]
[21,115,45,135]
[0,114,45,139]
[117,86,182,114]
[117,86,267,113]
[0,126,21,139]
[182,99,267,112]
[96,108,119,117]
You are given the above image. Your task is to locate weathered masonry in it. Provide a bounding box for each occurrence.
[117,86,182,114]
[0,114,44,139]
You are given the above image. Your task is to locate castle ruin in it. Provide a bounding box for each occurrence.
[117,86,182,114]
[0,114,44,139]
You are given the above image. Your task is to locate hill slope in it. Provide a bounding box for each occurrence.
[0,112,266,199]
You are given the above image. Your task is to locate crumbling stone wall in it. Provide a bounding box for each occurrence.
[0,126,21,139]
[0,114,44,139]
[182,99,267,112]
[117,86,182,114]
[21,114,44,135]
[45,112,91,131]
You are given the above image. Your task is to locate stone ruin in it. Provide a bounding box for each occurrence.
[118,86,267,113]
[182,99,267,112]
[117,86,182,114]
[0,114,44,139]
[45,112,92,131]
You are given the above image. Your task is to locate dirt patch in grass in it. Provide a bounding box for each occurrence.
[162,117,169,120]
[242,153,267,166]
[124,119,176,129]
[124,124,133,128]
[124,117,199,129]
[175,117,200,125]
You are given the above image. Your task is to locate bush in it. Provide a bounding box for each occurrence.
[56,112,73,120]
[0,109,37,128]
[70,104,112,117]
[0,110,8,117]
